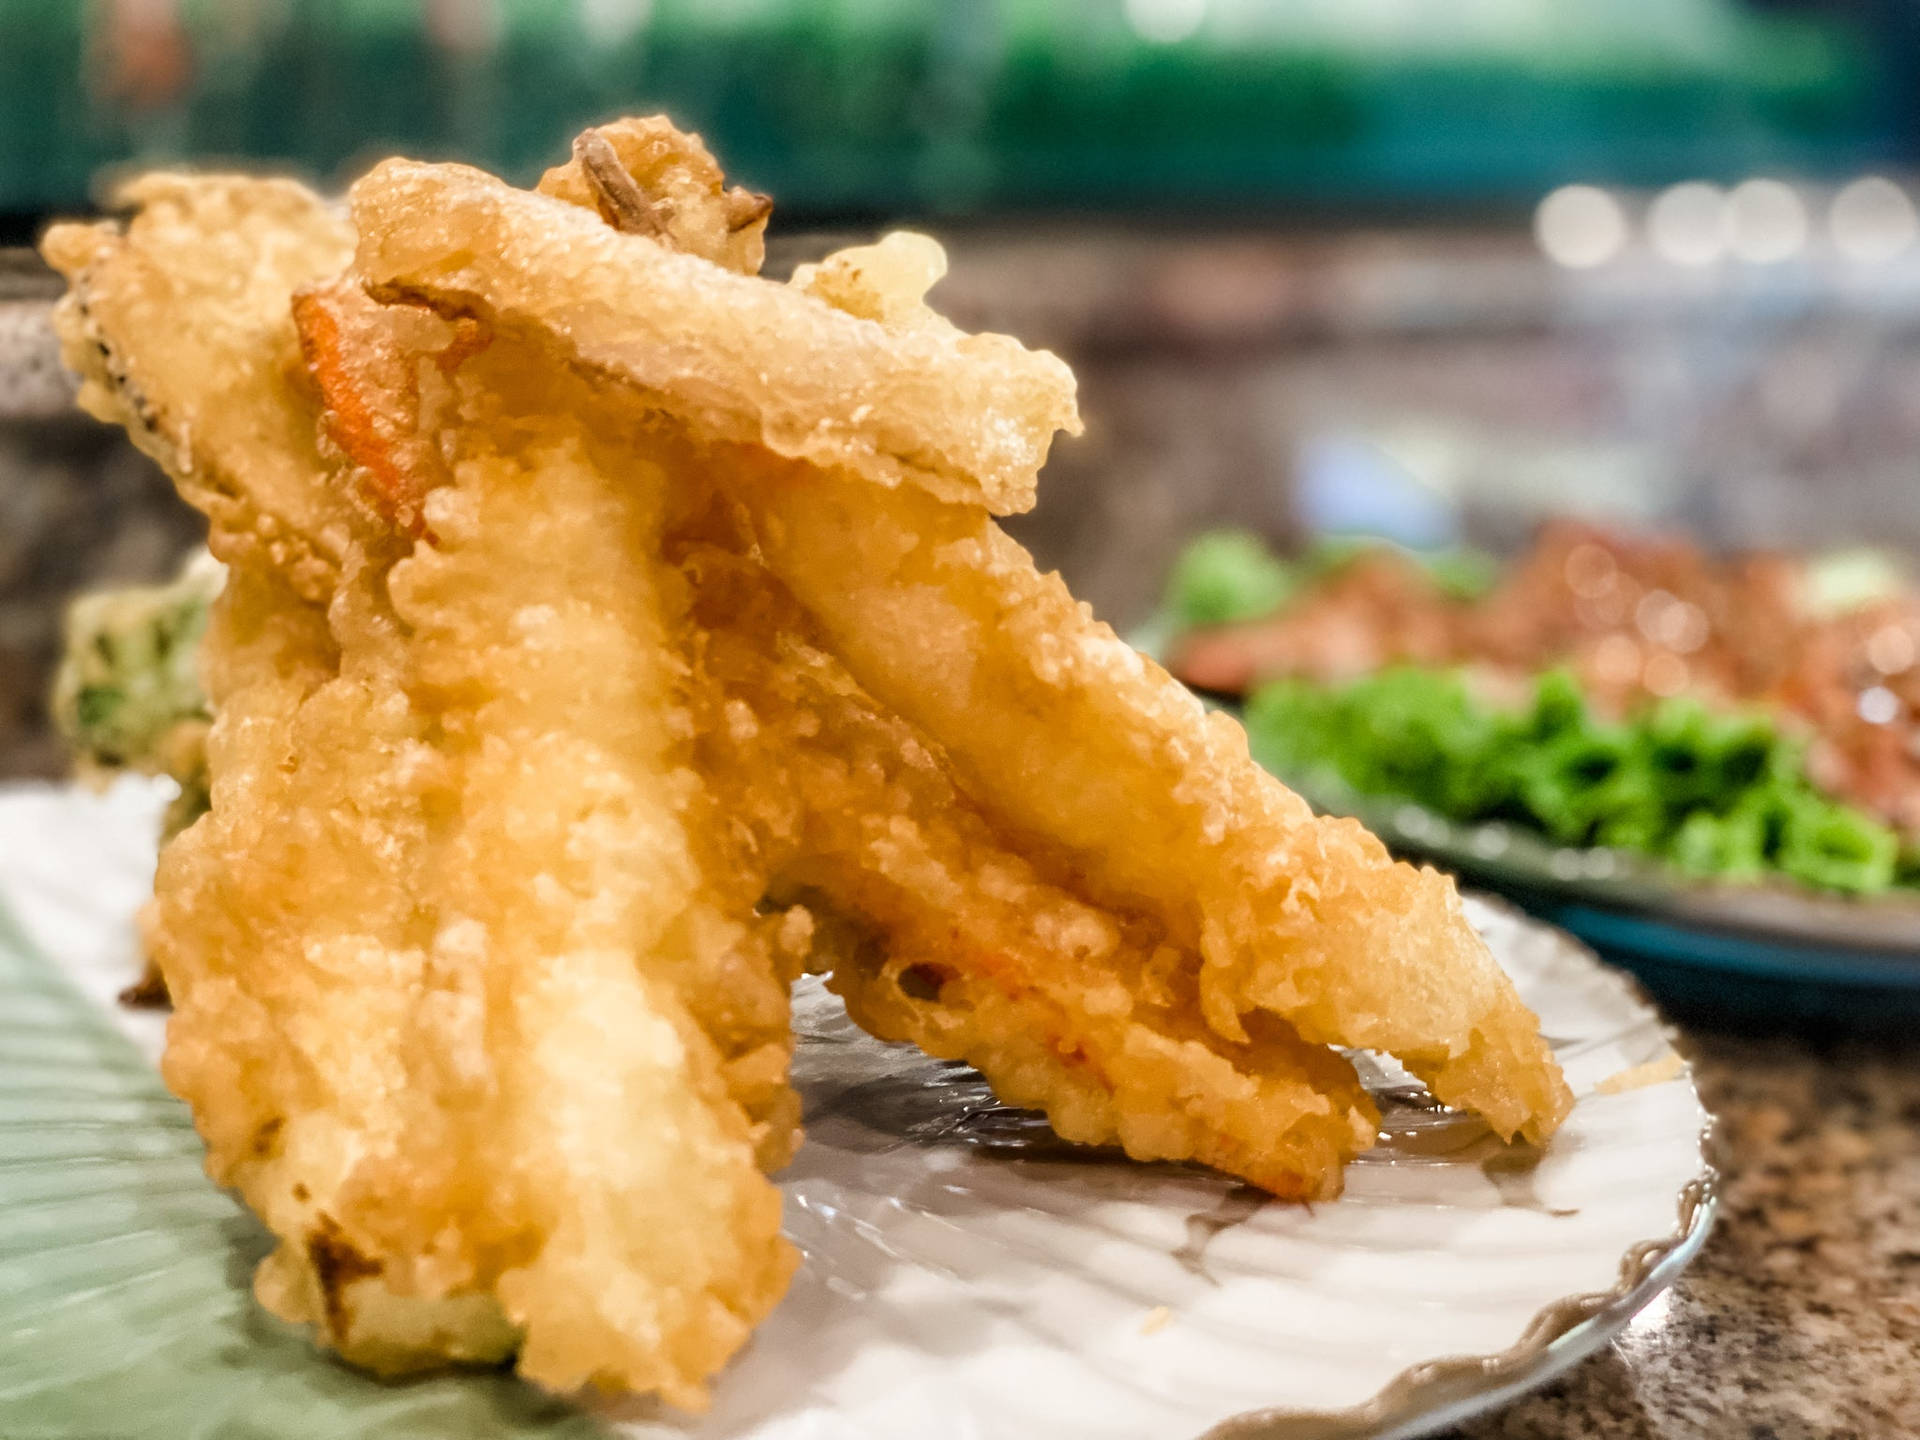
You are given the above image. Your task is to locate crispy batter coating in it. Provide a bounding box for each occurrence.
[680,546,1380,1198]
[291,283,486,539]
[718,468,1572,1143]
[300,282,1380,1200]
[536,116,770,273]
[42,177,355,603]
[51,179,801,1408]
[350,146,1570,1146]
[157,443,797,1404]
[349,158,1080,517]
[296,283,808,1167]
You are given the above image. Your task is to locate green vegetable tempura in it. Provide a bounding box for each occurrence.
[51,551,223,837]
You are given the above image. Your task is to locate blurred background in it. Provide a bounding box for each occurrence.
[6,0,1920,776]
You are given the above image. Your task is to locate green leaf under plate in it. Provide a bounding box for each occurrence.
[0,901,600,1440]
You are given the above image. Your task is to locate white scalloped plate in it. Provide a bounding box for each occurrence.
[0,780,1714,1440]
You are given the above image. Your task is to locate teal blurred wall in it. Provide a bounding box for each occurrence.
[0,0,1886,218]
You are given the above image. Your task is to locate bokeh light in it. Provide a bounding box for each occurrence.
[1534,185,1629,268]
[1647,182,1728,266]
[1726,178,1807,264]
[1828,176,1918,262]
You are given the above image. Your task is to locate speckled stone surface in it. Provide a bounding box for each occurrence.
[1445,1031,1920,1440]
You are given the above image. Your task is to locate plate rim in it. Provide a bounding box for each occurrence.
[1291,768,1920,962]
[1201,895,1721,1440]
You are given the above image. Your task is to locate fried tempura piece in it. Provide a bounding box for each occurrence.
[51,547,223,837]
[352,157,1080,516]
[681,547,1379,1198]
[721,472,1572,1143]
[46,179,801,1408]
[42,176,355,602]
[351,147,1571,1146]
[291,284,487,539]
[298,266,1380,1201]
[295,282,808,1165]
[158,452,797,1404]
[537,117,771,273]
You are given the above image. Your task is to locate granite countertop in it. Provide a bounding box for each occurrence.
[1446,1030,1919,1440]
